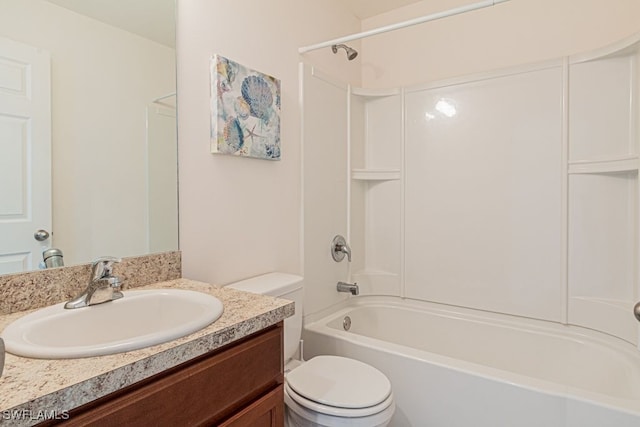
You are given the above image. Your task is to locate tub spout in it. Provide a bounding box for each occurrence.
[337,281,359,296]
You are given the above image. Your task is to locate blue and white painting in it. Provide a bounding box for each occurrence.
[210,55,281,160]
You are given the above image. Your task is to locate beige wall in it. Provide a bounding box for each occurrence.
[362,0,640,88]
[176,0,360,285]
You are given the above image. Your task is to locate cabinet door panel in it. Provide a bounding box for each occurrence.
[219,385,284,427]
[57,324,283,427]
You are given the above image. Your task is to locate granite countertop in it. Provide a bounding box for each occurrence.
[0,278,294,425]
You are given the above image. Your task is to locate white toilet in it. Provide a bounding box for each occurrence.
[227,272,395,427]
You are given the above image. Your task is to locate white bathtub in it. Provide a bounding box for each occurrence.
[302,296,640,427]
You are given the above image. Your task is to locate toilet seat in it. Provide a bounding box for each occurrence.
[285,383,394,418]
[285,355,393,417]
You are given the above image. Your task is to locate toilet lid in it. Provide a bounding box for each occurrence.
[286,355,391,409]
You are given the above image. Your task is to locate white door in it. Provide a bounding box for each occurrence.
[0,37,51,274]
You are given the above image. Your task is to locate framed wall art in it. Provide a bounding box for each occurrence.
[210,54,281,160]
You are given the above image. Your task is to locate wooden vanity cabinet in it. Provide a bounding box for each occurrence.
[48,322,284,427]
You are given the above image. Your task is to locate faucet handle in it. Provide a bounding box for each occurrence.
[91,256,121,279]
[331,235,352,263]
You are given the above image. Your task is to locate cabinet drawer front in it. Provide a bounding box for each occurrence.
[62,324,283,426]
[219,384,284,427]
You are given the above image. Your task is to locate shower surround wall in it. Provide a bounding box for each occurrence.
[404,64,564,322]
[302,33,640,346]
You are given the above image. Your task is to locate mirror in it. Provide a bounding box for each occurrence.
[0,0,178,274]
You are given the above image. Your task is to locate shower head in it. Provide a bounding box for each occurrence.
[331,44,358,61]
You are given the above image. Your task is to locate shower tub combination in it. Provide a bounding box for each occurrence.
[302,296,640,427]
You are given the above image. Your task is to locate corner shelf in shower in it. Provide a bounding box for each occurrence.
[351,87,401,98]
[568,155,639,174]
[352,169,401,181]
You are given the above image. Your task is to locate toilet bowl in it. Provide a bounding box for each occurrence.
[284,355,395,427]
[227,273,395,427]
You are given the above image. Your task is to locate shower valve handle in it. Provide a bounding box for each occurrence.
[331,235,351,263]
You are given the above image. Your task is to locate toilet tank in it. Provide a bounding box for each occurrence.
[226,273,303,362]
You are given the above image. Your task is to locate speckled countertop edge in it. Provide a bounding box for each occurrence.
[0,279,294,426]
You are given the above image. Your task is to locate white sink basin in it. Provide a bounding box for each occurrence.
[1,289,224,359]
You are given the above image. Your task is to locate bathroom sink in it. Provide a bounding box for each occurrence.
[1,289,224,359]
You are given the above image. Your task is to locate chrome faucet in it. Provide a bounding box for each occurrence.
[337,281,359,296]
[331,235,352,262]
[65,257,123,309]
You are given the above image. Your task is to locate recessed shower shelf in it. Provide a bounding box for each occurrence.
[351,87,401,98]
[568,156,639,174]
[352,169,401,181]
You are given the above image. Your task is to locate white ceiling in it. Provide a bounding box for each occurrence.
[43,0,425,48]
[346,0,425,19]
[45,0,176,48]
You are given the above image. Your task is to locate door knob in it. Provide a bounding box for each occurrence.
[34,229,50,241]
